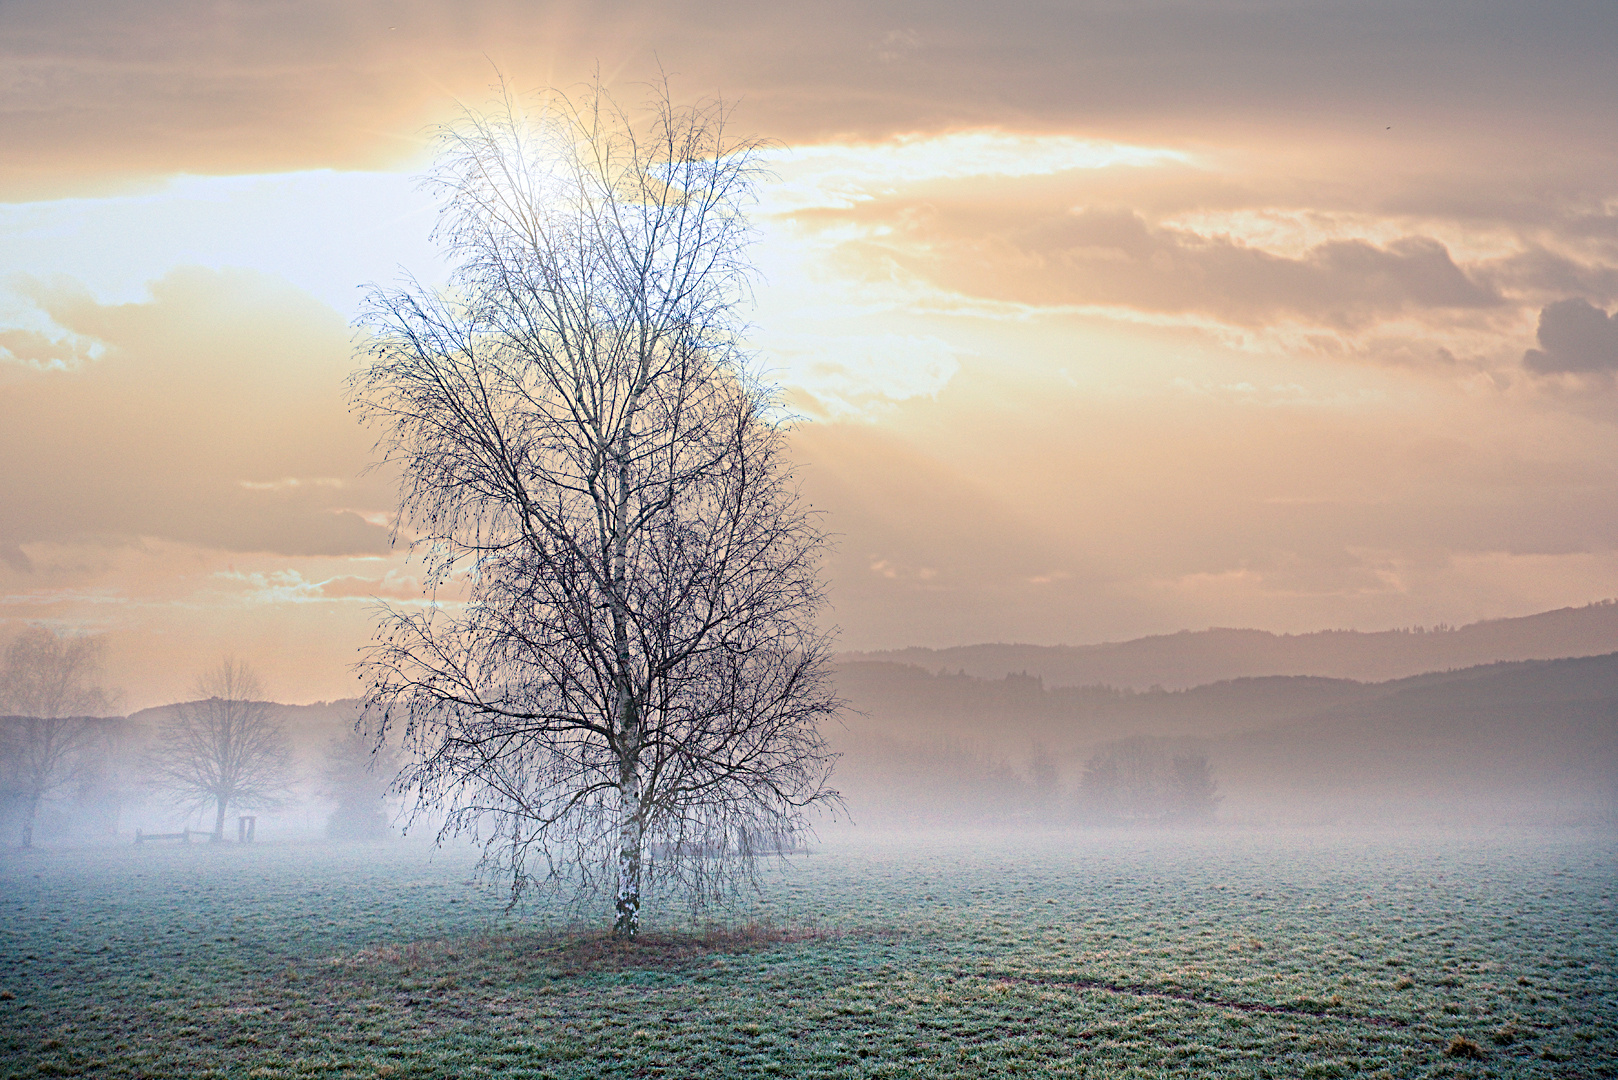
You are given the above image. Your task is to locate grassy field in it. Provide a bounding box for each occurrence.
[0,829,1613,1078]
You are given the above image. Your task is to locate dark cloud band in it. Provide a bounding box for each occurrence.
[1523,298,1618,374]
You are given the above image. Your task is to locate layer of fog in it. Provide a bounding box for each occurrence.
[7,651,1614,850]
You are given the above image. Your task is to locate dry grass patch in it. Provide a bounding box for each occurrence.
[334,920,839,981]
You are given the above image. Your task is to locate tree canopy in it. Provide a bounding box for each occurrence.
[351,80,840,936]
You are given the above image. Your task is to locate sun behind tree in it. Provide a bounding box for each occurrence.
[350,77,842,938]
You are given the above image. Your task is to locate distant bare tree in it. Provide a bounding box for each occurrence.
[0,627,119,847]
[1027,742,1063,815]
[148,659,295,841]
[351,78,840,938]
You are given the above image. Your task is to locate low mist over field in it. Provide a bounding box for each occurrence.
[8,602,1615,846]
[832,653,1618,831]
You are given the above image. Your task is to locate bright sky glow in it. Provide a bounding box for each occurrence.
[0,171,442,317]
[761,132,1191,211]
[3,1,1617,707]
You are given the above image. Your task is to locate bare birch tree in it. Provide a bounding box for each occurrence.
[350,80,840,938]
[148,659,294,840]
[0,627,119,847]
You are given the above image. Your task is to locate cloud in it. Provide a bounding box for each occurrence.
[0,266,394,559]
[761,133,1188,213]
[1523,298,1618,374]
[0,327,99,370]
[1482,246,1618,305]
[768,333,961,419]
[789,342,1618,651]
[814,195,1501,328]
[210,568,432,604]
[3,1,1615,198]
[0,537,407,710]
[314,574,425,601]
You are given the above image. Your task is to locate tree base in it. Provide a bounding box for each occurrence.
[613,895,640,940]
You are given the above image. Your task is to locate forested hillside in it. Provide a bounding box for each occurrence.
[829,652,1618,828]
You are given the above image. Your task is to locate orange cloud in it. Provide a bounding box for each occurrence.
[0,267,394,565]
[792,340,1618,651]
[816,196,1501,328]
[314,574,430,602]
[4,1,1615,198]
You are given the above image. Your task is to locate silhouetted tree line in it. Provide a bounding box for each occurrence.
[1074,738,1221,824]
[833,729,1222,829]
[320,730,401,841]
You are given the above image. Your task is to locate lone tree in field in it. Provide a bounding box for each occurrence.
[0,627,119,847]
[148,659,295,841]
[351,81,840,938]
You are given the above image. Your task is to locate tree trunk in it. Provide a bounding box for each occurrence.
[21,791,41,849]
[212,797,228,842]
[608,414,642,940]
[614,753,644,939]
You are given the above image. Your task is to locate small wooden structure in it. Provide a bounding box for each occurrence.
[237,815,257,843]
[135,828,197,845]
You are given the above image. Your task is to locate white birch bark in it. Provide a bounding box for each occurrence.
[614,755,644,938]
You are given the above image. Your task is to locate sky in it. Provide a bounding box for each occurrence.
[3,0,1617,709]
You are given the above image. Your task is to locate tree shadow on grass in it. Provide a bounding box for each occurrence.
[326,921,846,983]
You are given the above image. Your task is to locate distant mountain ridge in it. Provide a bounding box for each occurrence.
[843,601,1618,690]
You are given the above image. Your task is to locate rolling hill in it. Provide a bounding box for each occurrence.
[845,600,1618,690]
